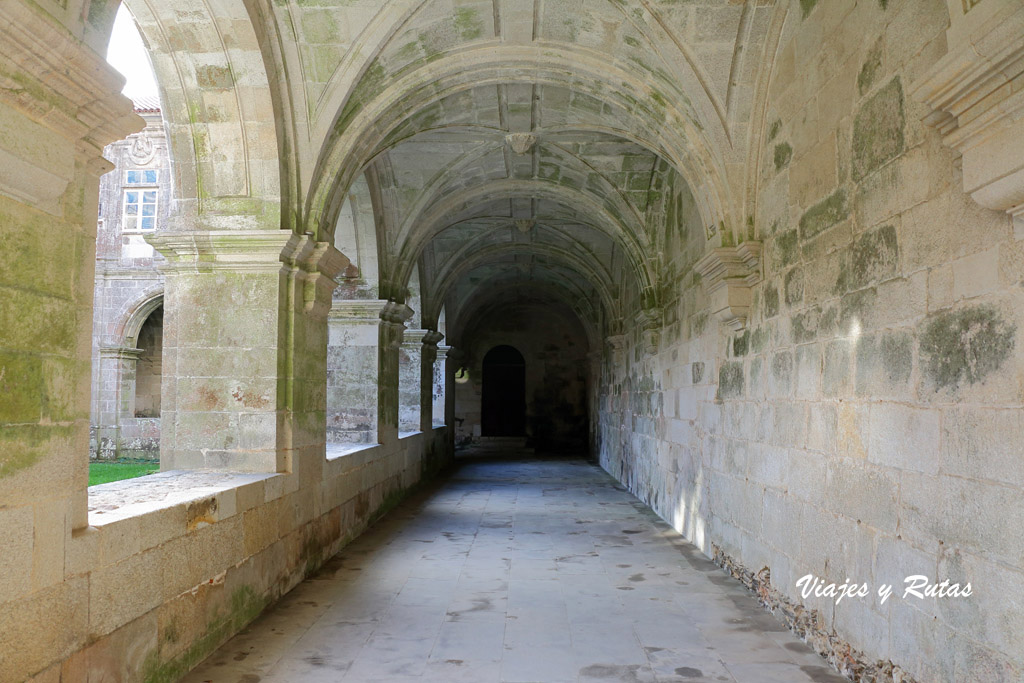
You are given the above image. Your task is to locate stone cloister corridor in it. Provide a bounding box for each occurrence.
[183,450,847,683]
[2,0,1024,682]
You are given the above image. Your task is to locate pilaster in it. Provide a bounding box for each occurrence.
[326,299,390,445]
[149,230,300,472]
[0,0,143,533]
[420,332,445,432]
[378,302,414,445]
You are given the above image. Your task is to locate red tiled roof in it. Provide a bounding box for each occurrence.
[132,95,161,113]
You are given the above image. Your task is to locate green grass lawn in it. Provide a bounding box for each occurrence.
[88,461,159,486]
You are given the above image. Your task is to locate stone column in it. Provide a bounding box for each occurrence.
[150,231,346,473]
[93,346,143,459]
[326,299,390,444]
[446,348,465,446]
[419,331,444,432]
[378,303,413,445]
[400,329,428,434]
[0,0,142,542]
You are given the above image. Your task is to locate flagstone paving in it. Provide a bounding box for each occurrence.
[183,451,846,683]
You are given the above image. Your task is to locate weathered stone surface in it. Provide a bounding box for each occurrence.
[799,188,849,241]
[918,305,1016,392]
[852,78,905,181]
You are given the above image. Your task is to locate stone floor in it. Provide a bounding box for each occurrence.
[183,451,846,683]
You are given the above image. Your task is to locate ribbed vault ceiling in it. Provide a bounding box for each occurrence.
[299,0,775,340]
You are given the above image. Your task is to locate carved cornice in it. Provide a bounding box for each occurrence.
[148,230,297,273]
[99,346,143,361]
[403,329,430,346]
[911,3,1024,225]
[694,242,762,331]
[328,299,390,323]
[0,2,142,156]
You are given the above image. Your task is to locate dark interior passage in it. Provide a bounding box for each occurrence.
[481,345,526,436]
[134,305,163,418]
[451,298,592,451]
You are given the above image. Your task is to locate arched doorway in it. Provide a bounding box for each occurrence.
[481,345,526,437]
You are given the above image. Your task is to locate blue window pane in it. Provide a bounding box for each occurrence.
[142,203,155,216]
[124,204,138,216]
[144,170,157,183]
[126,191,138,203]
[127,171,140,184]
[141,217,155,230]
[143,191,156,203]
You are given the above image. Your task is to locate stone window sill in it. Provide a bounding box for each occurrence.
[325,442,380,462]
[87,470,281,527]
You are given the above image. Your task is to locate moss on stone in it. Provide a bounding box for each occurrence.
[798,187,849,241]
[835,223,899,294]
[0,424,73,479]
[855,330,912,394]
[0,354,42,423]
[919,305,1016,390]
[852,77,904,181]
[733,330,750,357]
[142,585,269,683]
[763,282,780,318]
[751,326,770,353]
[195,65,234,90]
[784,267,803,305]
[774,229,799,269]
[691,361,705,384]
[857,39,883,96]
[717,362,744,400]
[800,0,818,19]
[768,118,782,142]
[773,142,792,171]
[791,308,819,344]
[454,7,483,40]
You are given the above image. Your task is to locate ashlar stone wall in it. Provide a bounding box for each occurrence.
[596,1,1024,681]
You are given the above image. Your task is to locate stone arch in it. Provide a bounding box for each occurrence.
[308,44,737,244]
[115,289,164,349]
[394,179,658,308]
[113,0,282,232]
[422,241,620,331]
[446,274,604,354]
